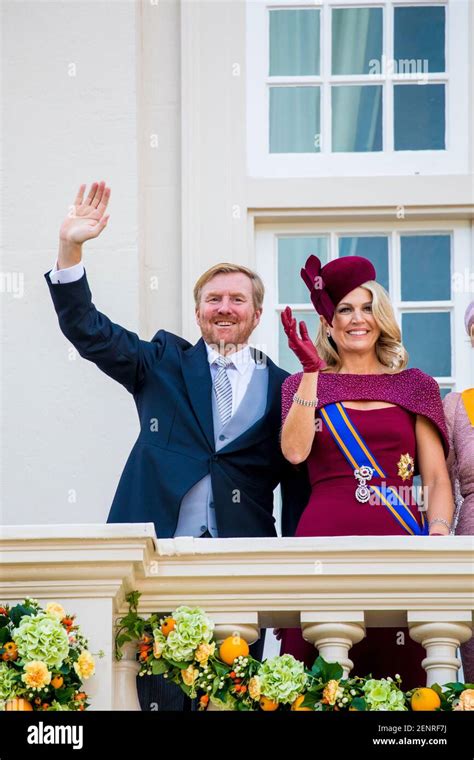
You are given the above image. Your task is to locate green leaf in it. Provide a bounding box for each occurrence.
[166,658,192,670]
[0,615,10,629]
[310,655,343,682]
[442,682,466,692]
[0,627,12,645]
[116,633,132,648]
[9,605,35,628]
[125,591,141,611]
[300,692,318,709]
[350,697,367,711]
[55,687,75,704]
[151,659,168,676]
[212,659,231,677]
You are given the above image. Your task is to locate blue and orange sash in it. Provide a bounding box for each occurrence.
[320,402,428,536]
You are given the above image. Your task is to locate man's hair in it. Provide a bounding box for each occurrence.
[193,263,265,311]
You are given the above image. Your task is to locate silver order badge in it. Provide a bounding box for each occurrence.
[354,465,374,503]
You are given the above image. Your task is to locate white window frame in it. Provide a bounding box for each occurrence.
[253,219,473,392]
[246,0,469,177]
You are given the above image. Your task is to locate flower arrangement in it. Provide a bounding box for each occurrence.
[116,592,474,712]
[0,598,102,711]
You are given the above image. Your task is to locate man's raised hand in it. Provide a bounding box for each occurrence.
[59,181,111,245]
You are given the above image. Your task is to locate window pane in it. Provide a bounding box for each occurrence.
[394,84,445,150]
[278,237,329,304]
[439,387,452,400]
[401,235,451,301]
[332,86,382,152]
[394,6,445,74]
[339,237,389,292]
[270,87,321,153]
[269,9,320,76]
[402,312,451,376]
[332,7,383,75]
[279,310,319,374]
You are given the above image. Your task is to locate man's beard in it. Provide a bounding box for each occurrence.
[200,321,254,354]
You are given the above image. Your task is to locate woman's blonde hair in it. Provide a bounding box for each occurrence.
[316,281,409,373]
[193,263,264,311]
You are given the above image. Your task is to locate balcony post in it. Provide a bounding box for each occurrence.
[113,639,141,711]
[301,612,366,678]
[408,611,473,687]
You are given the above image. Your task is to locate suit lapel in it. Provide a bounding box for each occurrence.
[180,340,284,453]
[179,337,215,451]
[219,352,283,453]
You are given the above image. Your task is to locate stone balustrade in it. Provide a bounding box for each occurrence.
[1,525,472,709]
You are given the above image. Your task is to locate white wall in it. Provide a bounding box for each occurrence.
[2,0,144,525]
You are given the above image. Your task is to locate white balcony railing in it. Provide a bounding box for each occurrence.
[1,524,472,710]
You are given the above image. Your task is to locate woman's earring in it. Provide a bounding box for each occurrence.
[327,331,330,338]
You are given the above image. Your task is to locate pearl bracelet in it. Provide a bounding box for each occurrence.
[293,393,318,408]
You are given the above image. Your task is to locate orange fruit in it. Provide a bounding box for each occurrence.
[218,635,249,665]
[5,698,33,711]
[291,694,312,711]
[411,687,441,711]
[259,695,279,711]
[161,617,176,636]
[51,675,64,689]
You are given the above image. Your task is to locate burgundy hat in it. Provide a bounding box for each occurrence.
[301,255,377,327]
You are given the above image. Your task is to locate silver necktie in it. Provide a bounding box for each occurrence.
[213,355,233,424]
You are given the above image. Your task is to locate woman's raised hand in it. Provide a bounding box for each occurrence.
[281,306,326,373]
[59,181,111,245]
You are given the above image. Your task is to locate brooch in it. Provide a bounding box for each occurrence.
[397,453,415,481]
[354,465,374,503]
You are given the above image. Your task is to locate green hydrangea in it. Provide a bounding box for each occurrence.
[160,607,214,663]
[209,692,236,711]
[48,700,72,711]
[0,662,20,702]
[363,679,407,711]
[13,612,70,669]
[258,654,308,705]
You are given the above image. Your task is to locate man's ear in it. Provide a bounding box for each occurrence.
[195,307,201,326]
[254,307,262,326]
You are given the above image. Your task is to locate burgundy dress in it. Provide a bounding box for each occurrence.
[279,369,450,691]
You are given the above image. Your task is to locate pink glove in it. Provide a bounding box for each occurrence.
[281,306,326,373]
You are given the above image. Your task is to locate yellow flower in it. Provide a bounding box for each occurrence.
[45,603,66,621]
[22,661,51,690]
[321,679,339,706]
[73,650,96,680]
[2,642,18,661]
[153,639,164,658]
[454,689,474,710]
[194,642,215,665]
[181,665,199,686]
[248,676,261,700]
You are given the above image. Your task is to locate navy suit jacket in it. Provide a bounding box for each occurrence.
[45,269,311,538]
